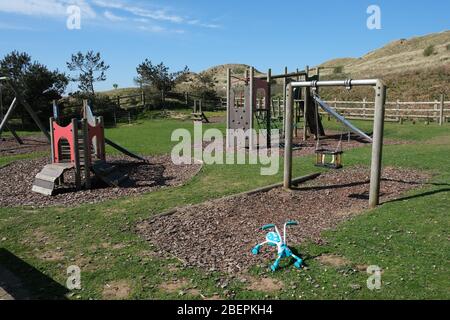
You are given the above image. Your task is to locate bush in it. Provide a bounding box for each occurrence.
[423,45,435,57]
[446,44,450,51]
[333,66,344,74]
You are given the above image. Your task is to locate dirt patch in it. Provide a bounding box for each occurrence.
[315,254,350,267]
[137,166,429,273]
[102,280,131,299]
[159,278,189,293]
[38,250,65,262]
[246,277,284,293]
[0,155,201,208]
[0,135,49,157]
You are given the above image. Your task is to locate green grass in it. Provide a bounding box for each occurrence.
[0,115,449,300]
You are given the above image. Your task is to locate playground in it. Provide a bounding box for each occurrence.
[0,65,449,300]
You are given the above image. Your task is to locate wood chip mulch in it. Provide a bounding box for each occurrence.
[0,155,201,208]
[136,166,429,274]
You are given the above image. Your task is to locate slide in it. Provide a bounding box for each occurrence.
[312,95,373,143]
[84,104,148,163]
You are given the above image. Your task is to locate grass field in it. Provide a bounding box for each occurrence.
[0,114,449,300]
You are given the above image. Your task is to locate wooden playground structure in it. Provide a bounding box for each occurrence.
[31,101,146,196]
[225,67,386,208]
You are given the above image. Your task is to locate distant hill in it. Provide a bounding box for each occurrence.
[319,30,450,76]
[100,31,450,101]
[317,30,450,100]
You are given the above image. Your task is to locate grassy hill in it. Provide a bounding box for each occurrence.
[319,31,450,75]
[100,31,450,101]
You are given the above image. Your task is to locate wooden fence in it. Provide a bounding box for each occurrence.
[225,94,450,125]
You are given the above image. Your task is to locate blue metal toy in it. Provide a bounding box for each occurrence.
[251,221,303,272]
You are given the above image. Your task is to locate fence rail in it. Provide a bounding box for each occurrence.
[224,94,449,125]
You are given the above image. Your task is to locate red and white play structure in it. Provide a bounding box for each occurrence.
[32,101,144,196]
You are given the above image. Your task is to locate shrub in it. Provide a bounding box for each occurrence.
[446,43,450,51]
[423,45,435,57]
[333,66,344,74]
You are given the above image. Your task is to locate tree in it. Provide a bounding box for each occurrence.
[135,59,189,102]
[113,83,118,90]
[67,51,109,95]
[0,51,68,125]
[190,72,218,100]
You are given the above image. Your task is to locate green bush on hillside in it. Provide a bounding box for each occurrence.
[423,45,435,57]
[333,66,344,74]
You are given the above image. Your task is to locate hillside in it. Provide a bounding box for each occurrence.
[319,30,450,77]
[100,31,450,101]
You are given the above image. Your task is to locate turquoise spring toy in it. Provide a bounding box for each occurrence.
[251,221,303,272]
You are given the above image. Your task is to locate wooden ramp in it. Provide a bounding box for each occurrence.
[91,161,132,188]
[32,163,74,196]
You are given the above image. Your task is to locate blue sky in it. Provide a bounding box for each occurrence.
[0,0,449,92]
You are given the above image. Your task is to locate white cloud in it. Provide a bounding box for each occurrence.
[93,0,183,23]
[0,0,96,19]
[104,10,126,22]
[138,25,165,33]
[0,0,221,32]
[93,0,220,28]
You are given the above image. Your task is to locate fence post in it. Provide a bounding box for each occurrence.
[277,97,281,118]
[128,112,131,124]
[363,97,366,119]
[439,94,444,126]
[434,99,439,123]
[396,99,401,124]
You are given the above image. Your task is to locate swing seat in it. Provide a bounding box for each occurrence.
[315,148,343,169]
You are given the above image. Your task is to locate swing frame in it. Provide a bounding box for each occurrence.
[283,79,387,208]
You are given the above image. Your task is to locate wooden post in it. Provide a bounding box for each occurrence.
[71,118,81,190]
[226,68,231,148]
[116,96,120,109]
[266,68,272,147]
[277,97,281,118]
[434,99,439,123]
[363,97,367,119]
[303,66,309,141]
[49,117,55,163]
[369,81,386,208]
[396,99,400,123]
[283,83,293,189]
[98,116,106,161]
[283,67,288,109]
[249,67,254,150]
[82,118,91,189]
[0,98,18,135]
[439,94,444,126]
